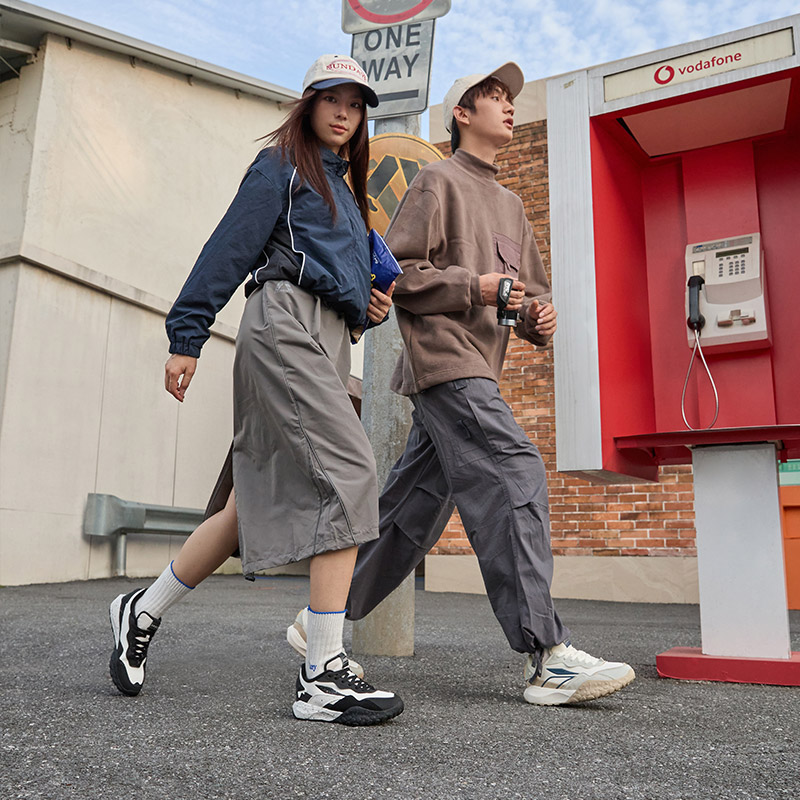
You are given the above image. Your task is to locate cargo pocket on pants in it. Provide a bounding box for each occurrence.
[448,380,491,465]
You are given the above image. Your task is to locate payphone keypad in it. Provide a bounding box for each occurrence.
[717,254,747,279]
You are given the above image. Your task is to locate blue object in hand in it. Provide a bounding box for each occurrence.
[364,229,402,330]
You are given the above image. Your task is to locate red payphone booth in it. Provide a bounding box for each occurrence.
[548,16,800,684]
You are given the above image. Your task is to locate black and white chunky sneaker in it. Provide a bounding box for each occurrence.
[109,588,161,696]
[292,653,404,726]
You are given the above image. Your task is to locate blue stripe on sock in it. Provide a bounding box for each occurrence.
[307,607,346,615]
[170,561,195,590]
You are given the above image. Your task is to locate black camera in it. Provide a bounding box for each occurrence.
[496,277,518,327]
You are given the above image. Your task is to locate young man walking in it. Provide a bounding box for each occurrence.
[289,63,635,706]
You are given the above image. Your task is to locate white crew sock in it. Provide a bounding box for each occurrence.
[134,561,193,622]
[305,607,346,678]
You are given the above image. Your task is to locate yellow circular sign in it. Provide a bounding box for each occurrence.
[367,133,444,235]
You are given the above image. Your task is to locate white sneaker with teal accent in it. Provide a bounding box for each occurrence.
[523,643,635,706]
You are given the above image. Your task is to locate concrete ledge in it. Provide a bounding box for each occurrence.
[425,554,700,604]
[0,247,238,342]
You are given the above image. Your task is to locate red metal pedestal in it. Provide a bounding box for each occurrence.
[657,647,800,686]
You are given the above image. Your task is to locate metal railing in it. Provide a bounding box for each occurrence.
[84,493,204,577]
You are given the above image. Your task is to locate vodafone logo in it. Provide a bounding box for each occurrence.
[652,52,743,87]
[654,65,674,85]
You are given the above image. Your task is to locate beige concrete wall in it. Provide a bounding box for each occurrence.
[0,262,235,584]
[1,262,111,583]
[0,34,290,585]
[425,554,700,605]
[0,67,38,251]
[20,35,286,329]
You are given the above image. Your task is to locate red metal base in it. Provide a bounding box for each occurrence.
[657,647,800,686]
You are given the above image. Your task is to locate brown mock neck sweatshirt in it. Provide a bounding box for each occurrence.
[385,148,552,396]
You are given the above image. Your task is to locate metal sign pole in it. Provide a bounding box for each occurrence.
[345,0,450,658]
[352,113,420,658]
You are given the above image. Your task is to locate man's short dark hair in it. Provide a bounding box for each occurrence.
[450,76,513,153]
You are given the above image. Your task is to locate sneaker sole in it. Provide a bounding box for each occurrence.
[108,593,143,697]
[524,667,635,706]
[292,698,404,726]
[286,621,365,679]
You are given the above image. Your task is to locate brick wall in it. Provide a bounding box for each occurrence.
[431,121,697,558]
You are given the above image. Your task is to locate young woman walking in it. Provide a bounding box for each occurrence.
[108,55,402,726]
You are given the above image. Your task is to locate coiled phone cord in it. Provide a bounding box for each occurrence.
[681,328,719,430]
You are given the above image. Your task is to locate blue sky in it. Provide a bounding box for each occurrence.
[23,0,800,130]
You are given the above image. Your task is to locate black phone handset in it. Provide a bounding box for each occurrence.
[682,274,718,429]
[687,275,706,332]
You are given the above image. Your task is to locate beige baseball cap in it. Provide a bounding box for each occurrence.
[442,62,525,133]
[302,54,379,107]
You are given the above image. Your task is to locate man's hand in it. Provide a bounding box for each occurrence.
[531,300,557,337]
[479,273,525,309]
[367,281,395,324]
[165,354,198,402]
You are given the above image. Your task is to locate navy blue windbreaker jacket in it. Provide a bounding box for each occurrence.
[166,146,372,357]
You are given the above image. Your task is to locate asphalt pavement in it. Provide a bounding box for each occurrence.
[1,575,798,800]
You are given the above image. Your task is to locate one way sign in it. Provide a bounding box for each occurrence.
[351,20,434,118]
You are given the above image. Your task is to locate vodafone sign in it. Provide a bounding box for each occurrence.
[604,28,794,102]
[653,53,744,86]
[342,0,450,34]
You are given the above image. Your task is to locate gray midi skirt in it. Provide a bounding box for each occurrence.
[204,281,379,575]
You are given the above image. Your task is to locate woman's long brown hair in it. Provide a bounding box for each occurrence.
[260,88,371,230]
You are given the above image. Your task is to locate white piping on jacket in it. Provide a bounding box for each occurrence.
[287,167,308,286]
[253,249,269,283]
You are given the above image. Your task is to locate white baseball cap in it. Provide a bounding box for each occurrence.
[442,62,525,133]
[302,54,379,107]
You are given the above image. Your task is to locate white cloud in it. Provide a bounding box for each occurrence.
[26,0,800,102]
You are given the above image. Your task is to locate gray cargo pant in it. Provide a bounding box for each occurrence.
[347,377,570,655]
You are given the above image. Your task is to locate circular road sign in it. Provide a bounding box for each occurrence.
[348,0,436,25]
[366,133,444,235]
[342,0,450,34]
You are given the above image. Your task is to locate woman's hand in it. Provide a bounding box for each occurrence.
[165,354,198,402]
[366,281,395,324]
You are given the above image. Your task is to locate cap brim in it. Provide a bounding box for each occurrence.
[310,78,379,108]
[489,62,525,98]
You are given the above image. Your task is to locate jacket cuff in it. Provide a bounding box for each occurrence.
[470,275,485,306]
[169,339,202,358]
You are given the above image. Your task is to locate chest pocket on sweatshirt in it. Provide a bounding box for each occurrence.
[492,233,521,277]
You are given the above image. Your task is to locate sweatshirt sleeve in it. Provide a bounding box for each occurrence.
[384,186,483,315]
[165,165,283,357]
[515,221,553,348]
